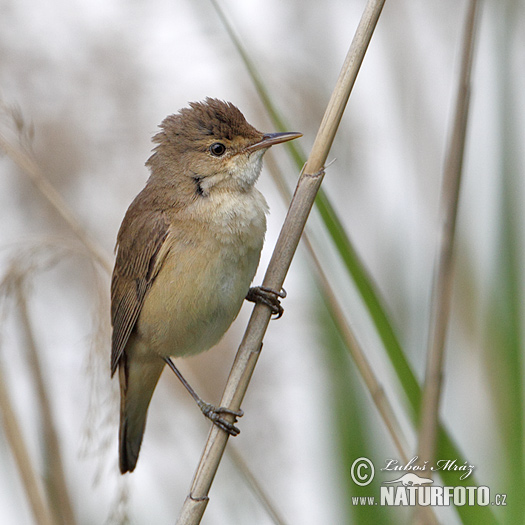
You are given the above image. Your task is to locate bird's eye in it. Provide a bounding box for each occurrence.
[209,142,226,157]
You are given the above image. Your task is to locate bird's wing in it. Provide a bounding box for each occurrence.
[110,205,170,375]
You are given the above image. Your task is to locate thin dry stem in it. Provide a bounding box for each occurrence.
[15,280,78,525]
[266,155,411,461]
[227,447,288,525]
[176,1,386,523]
[413,0,478,512]
[308,237,410,461]
[0,305,56,525]
[299,226,440,523]
[394,7,483,525]
[417,0,480,466]
[414,5,480,522]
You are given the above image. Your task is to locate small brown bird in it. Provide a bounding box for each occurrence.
[111,98,301,473]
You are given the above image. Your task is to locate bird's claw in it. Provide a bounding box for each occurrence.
[198,401,243,436]
[246,286,287,319]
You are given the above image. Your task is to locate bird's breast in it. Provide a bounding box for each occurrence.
[199,188,268,251]
[135,189,268,359]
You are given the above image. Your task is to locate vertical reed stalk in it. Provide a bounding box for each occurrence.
[176,1,386,522]
[415,5,480,523]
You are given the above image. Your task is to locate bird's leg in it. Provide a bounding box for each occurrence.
[246,286,287,319]
[163,357,243,436]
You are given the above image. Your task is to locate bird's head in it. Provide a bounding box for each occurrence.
[146,98,301,196]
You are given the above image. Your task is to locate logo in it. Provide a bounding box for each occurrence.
[381,456,474,481]
[349,456,508,509]
[383,473,434,487]
[350,457,375,486]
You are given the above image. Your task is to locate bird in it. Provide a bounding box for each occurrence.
[110,98,302,473]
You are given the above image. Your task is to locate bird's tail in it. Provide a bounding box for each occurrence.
[118,353,165,473]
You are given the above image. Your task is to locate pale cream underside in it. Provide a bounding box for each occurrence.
[131,187,268,361]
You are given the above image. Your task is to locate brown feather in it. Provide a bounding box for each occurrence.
[110,190,170,375]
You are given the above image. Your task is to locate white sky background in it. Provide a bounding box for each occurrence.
[0,0,523,524]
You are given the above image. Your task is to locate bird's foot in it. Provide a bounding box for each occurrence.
[246,286,287,319]
[197,401,243,436]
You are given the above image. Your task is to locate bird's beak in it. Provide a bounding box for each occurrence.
[246,131,303,152]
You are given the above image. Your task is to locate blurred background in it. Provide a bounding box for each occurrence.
[0,0,523,523]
